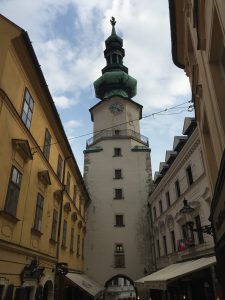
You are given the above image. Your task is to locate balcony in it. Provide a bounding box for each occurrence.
[86,129,149,147]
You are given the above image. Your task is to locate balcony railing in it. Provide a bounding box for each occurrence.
[86,129,149,147]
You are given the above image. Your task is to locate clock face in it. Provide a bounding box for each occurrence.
[109,103,124,114]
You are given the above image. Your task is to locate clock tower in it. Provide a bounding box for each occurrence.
[84,18,153,298]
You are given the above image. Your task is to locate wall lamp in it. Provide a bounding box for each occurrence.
[180,199,213,236]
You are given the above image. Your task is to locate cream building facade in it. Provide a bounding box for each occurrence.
[136,118,217,300]
[0,14,96,300]
[168,1,225,298]
[84,18,153,299]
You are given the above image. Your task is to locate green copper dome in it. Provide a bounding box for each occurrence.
[94,17,137,100]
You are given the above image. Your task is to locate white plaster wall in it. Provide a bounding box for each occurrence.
[92,97,141,134]
[84,137,152,285]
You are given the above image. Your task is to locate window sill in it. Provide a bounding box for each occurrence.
[31,228,43,237]
[49,238,57,245]
[112,155,123,157]
[113,177,123,180]
[113,197,124,200]
[114,266,125,268]
[0,210,20,224]
[114,225,125,227]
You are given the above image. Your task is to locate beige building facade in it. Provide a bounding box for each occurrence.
[136,118,217,300]
[0,14,94,300]
[168,1,225,298]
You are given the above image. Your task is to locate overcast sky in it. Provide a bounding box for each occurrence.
[1,0,193,176]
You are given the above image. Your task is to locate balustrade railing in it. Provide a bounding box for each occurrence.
[86,129,149,147]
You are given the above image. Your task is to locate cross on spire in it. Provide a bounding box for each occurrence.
[110,16,116,34]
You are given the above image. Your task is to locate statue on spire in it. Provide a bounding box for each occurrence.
[110,16,116,34]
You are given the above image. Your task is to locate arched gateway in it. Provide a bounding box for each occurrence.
[105,275,136,300]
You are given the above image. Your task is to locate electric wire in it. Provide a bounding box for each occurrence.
[30,100,193,151]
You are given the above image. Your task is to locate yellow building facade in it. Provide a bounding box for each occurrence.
[0,14,90,299]
[168,1,225,298]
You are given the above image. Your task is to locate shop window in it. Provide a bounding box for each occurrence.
[34,193,44,232]
[51,209,58,241]
[21,89,34,129]
[43,129,51,160]
[4,166,22,216]
[57,154,63,181]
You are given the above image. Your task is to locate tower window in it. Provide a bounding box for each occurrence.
[112,53,117,64]
[114,169,122,179]
[114,244,125,268]
[115,214,124,226]
[114,188,123,199]
[114,148,122,157]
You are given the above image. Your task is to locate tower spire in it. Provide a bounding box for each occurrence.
[93,17,137,100]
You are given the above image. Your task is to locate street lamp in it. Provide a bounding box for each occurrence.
[180,199,213,236]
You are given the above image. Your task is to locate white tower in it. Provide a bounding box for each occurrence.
[84,18,153,297]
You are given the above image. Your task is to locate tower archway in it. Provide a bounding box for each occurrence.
[105,275,136,300]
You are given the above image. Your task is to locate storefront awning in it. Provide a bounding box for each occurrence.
[135,256,216,290]
[66,272,104,299]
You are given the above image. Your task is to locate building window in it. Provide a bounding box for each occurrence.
[195,215,204,244]
[62,220,67,248]
[114,130,120,135]
[114,148,122,157]
[166,191,171,208]
[159,200,163,214]
[51,209,58,241]
[66,172,71,194]
[115,214,124,227]
[21,89,34,129]
[73,185,77,205]
[34,193,44,232]
[114,244,125,268]
[175,179,181,198]
[43,129,51,160]
[77,234,80,256]
[4,166,22,216]
[70,228,75,253]
[156,239,160,257]
[82,238,84,259]
[186,165,194,185]
[182,223,194,245]
[153,207,157,221]
[114,169,122,179]
[163,235,167,256]
[114,188,123,199]
[57,154,63,181]
[171,230,176,252]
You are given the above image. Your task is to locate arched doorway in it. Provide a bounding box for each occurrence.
[43,280,54,300]
[105,275,136,300]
